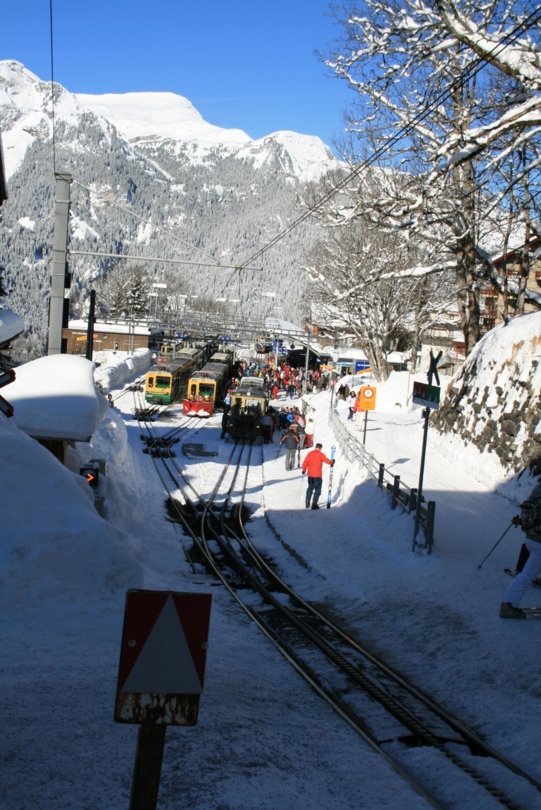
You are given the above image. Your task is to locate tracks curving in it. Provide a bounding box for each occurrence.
[134,414,540,809]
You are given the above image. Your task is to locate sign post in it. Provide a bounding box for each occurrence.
[115,590,212,810]
[355,385,377,444]
[412,351,441,551]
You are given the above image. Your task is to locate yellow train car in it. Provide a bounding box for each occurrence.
[182,352,233,416]
[145,345,210,405]
[227,376,269,440]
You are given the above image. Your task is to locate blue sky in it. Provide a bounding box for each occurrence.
[2,1,355,150]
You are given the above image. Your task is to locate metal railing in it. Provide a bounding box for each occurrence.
[329,406,435,552]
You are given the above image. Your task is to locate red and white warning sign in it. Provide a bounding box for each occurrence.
[115,590,212,726]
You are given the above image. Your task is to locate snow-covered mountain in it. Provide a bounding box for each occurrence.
[0,60,341,357]
[1,60,336,182]
[76,90,250,148]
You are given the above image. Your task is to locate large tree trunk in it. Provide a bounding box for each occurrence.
[516,195,533,315]
[455,232,481,357]
[362,338,390,382]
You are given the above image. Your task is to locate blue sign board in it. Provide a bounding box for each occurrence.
[355,360,370,372]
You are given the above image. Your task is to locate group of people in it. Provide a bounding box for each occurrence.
[278,410,312,468]
[226,358,334,400]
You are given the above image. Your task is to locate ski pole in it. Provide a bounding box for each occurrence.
[326,445,336,509]
[476,523,514,570]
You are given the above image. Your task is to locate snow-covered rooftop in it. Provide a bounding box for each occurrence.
[4,354,105,440]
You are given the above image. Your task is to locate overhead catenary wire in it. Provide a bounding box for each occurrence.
[68,249,260,272]
[236,7,541,271]
[45,6,541,298]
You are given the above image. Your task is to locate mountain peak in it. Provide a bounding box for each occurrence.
[77,90,252,147]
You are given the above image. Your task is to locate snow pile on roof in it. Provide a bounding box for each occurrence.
[5,354,106,440]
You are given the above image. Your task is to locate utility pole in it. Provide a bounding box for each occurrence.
[48,173,72,355]
[85,290,96,360]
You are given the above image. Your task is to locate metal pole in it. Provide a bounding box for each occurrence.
[412,407,430,549]
[48,173,72,355]
[85,290,96,361]
[476,523,514,570]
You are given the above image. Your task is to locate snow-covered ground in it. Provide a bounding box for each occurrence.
[1,316,541,809]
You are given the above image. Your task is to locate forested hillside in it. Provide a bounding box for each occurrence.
[0,61,339,357]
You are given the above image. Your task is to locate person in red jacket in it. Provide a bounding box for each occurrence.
[301,443,334,510]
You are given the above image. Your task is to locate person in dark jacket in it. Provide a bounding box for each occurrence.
[280,425,299,471]
[500,479,541,618]
[220,390,233,439]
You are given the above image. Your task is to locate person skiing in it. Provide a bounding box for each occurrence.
[301,443,334,510]
[280,425,299,471]
[500,478,541,618]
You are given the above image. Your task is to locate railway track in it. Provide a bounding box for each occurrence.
[133,413,541,809]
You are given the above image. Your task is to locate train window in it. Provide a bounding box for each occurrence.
[190,384,197,399]
[156,375,170,388]
[147,376,154,388]
[199,383,215,399]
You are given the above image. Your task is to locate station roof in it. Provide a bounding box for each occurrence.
[68,319,152,336]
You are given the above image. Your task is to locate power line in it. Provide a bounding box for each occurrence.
[237,8,541,270]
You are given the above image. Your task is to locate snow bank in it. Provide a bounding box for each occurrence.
[0,413,142,603]
[94,348,152,392]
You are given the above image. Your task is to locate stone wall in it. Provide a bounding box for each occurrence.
[433,314,541,475]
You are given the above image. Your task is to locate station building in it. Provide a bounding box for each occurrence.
[63,319,159,356]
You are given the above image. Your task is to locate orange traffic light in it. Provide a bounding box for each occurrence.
[81,466,99,489]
